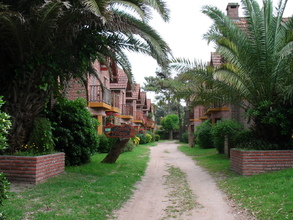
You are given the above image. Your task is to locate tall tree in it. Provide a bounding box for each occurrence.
[171,59,215,148]
[161,114,179,140]
[0,0,171,152]
[201,0,293,148]
[143,67,185,140]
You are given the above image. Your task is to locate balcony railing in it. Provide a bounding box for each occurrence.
[89,85,111,105]
[111,92,120,109]
[121,104,134,116]
[135,112,144,120]
[145,120,156,127]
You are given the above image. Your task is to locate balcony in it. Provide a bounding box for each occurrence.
[132,112,144,124]
[119,104,134,119]
[205,105,230,115]
[88,85,111,110]
[145,120,156,128]
[110,92,120,113]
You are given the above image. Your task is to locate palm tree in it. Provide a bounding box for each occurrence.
[0,0,171,152]
[170,59,216,147]
[200,0,293,148]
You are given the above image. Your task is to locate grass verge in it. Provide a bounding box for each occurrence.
[162,165,198,219]
[178,144,293,220]
[3,144,151,220]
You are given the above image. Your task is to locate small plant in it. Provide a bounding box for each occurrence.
[146,131,155,142]
[211,119,243,154]
[195,120,214,149]
[182,131,188,143]
[131,136,140,145]
[0,96,11,151]
[155,134,160,141]
[122,139,136,152]
[136,133,147,144]
[21,117,55,155]
[98,134,118,153]
[0,172,10,219]
[145,133,152,143]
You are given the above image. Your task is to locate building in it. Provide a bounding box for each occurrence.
[190,3,249,131]
[65,60,156,135]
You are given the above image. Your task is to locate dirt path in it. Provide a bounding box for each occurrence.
[114,141,255,220]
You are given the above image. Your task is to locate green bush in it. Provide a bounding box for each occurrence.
[233,129,278,150]
[211,119,244,154]
[146,131,155,142]
[0,97,11,151]
[182,131,189,143]
[155,134,160,141]
[122,139,136,153]
[195,120,214,149]
[136,133,147,144]
[0,172,10,219]
[26,117,55,155]
[156,130,168,140]
[131,136,140,145]
[98,134,118,153]
[145,133,152,143]
[49,98,100,166]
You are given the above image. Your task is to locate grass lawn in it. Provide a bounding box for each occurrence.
[178,144,293,220]
[3,144,151,220]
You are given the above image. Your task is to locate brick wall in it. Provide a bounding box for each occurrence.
[0,153,65,184]
[230,149,293,176]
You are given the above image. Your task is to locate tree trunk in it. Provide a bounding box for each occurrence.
[169,130,173,140]
[185,103,194,148]
[178,104,183,142]
[3,78,50,153]
[188,125,195,148]
[101,138,129,163]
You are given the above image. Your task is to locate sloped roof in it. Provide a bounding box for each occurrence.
[110,68,131,90]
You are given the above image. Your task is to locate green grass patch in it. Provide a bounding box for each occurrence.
[3,145,151,220]
[162,165,198,219]
[178,144,293,220]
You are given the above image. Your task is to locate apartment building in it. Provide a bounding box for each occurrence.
[190,3,249,131]
[66,60,156,134]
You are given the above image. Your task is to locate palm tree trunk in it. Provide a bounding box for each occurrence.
[3,77,49,153]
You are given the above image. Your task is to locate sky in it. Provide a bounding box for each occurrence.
[126,0,293,102]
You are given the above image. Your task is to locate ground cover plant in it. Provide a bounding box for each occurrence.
[3,145,150,219]
[178,144,293,220]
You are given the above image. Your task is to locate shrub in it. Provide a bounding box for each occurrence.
[145,133,152,143]
[195,120,214,149]
[211,119,244,154]
[122,139,136,153]
[131,136,140,145]
[0,97,11,151]
[182,131,188,143]
[0,172,10,219]
[136,133,147,144]
[49,98,100,166]
[24,117,55,155]
[233,129,278,150]
[155,134,160,141]
[146,131,155,142]
[98,134,118,153]
[156,130,168,140]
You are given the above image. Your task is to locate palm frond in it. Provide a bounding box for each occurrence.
[144,0,170,22]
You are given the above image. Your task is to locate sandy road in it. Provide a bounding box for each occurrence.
[113,141,255,220]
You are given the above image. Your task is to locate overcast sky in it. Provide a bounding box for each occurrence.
[126,0,293,100]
